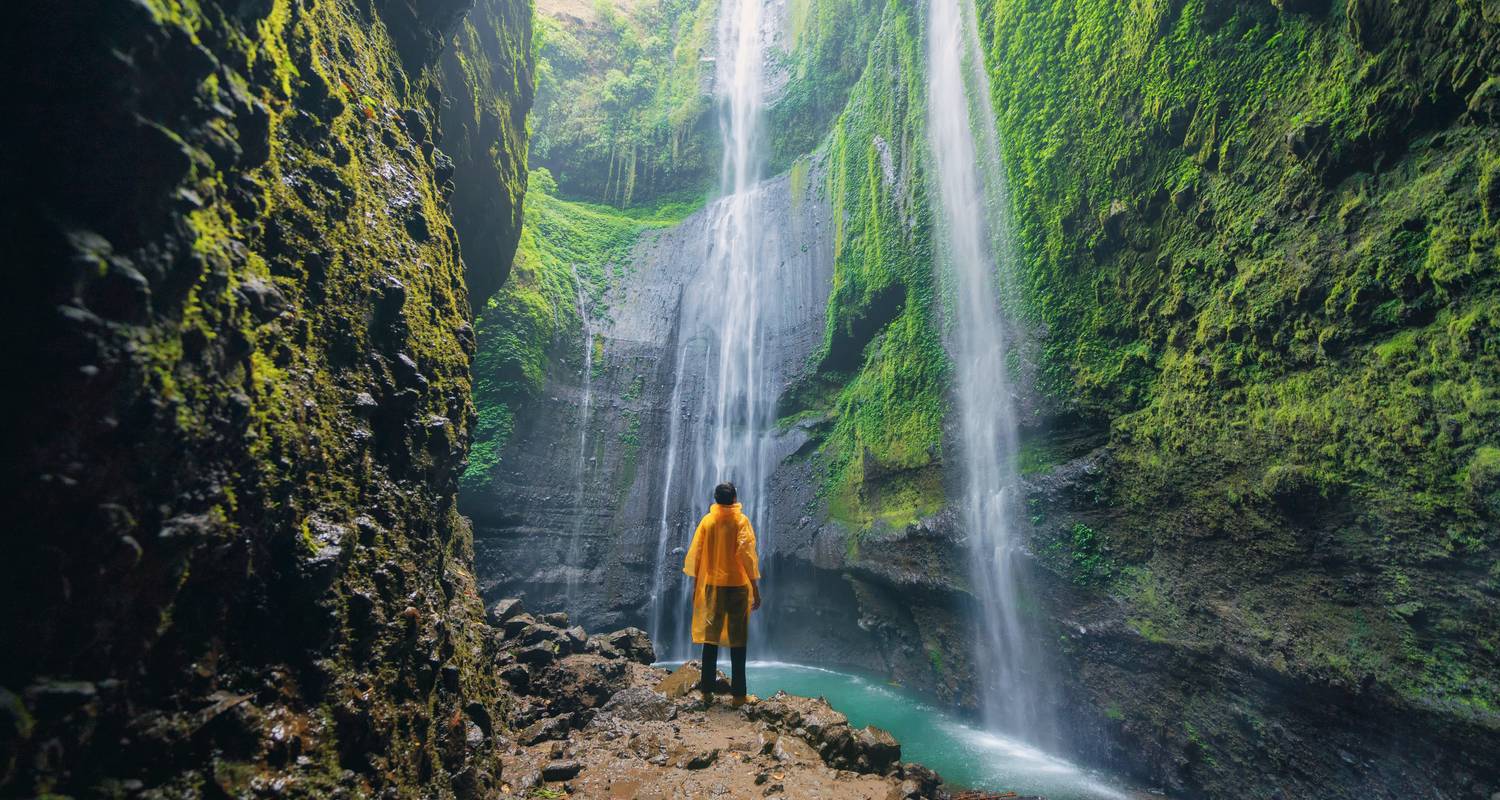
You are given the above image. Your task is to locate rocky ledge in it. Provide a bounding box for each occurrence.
[484,598,953,799]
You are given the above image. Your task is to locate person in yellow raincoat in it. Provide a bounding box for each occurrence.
[683,481,761,706]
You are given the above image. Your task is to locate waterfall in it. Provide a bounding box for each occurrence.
[647,0,776,659]
[926,0,1054,741]
[564,263,596,608]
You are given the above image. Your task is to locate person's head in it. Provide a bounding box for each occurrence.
[714,481,737,505]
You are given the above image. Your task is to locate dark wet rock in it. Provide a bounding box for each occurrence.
[498,663,532,693]
[541,759,583,781]
[534,655,629,714]
[519,713,574,746]
[895,763,941,797]
[514,643,557,668]
[745,692,902,776]
[603,627,656,665]
[541,611,570,627]
[501,612,536,639]
[517,623,567,648]
[855,726,901,774]
[487,597,524,626]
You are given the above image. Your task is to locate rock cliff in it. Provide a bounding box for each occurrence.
[2,0,532,795]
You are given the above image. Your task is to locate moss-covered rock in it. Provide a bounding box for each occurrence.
[2,0,532,795]
[980,0,1500,794]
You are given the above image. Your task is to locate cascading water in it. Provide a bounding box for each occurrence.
[646,0,776,660]
[926,0,1055,742]
[563,264,597,608]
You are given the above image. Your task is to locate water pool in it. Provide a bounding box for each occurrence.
[732,661,1143,799]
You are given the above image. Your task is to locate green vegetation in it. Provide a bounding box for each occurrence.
[981,0,1499,733]
[530,0,719,204]
[465,169,698,489]
[780,1,952,535]
[765,0,885,171]
[1058,522,1108,585]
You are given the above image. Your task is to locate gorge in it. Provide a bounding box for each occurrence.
[462,0,1500,795]
[5,0,1499,797]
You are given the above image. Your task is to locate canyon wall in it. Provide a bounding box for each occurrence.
[463,0,1499,796]
[2,0,532,795]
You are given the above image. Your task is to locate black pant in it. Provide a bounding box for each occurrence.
[700,643,747,696]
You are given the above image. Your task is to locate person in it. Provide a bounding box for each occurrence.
[683,481,762,707]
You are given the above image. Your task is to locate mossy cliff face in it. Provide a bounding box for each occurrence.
[440,0,536,305]
[976,0,1500,794]
[2,0,530,796]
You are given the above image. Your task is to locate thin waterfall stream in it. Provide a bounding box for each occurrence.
[564,263,596,607]
[927,0,1055,742]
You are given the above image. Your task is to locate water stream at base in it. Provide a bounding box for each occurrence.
[647,0,777,660]
[927,0,1055,741]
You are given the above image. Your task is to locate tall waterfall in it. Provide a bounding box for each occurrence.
[926,0,1054,741]
[648,0,776,659]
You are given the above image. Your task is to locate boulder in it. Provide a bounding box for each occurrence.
[600,686,677,722]
[656,663,701,698]
[498,663,531,693]
[501,613,535,639]
[518,713,574,746]
[541,611,570,627]
[533,655,629,713]
[854,726,901,774]
[517,623,566,649]
[514,643,556,668]
[541,759,582,781]
[603,627,656,664]
[486,598,523,626]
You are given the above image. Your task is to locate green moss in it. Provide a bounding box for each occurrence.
[464,171,696,489]
[783,1,951,536]
[981,0,1500,722]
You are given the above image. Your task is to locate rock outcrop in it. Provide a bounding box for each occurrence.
[1,0,532,795]
[483,597,949,798]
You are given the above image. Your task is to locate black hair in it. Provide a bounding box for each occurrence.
[714,481,737,505]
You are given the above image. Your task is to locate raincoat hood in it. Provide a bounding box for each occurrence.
[712,502,743,515]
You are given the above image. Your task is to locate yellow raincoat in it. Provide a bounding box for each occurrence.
[682,502,760,647]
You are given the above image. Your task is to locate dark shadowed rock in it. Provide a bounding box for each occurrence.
[515,643,557,668]
[678,748,719,769]
[486,597,524,626]
[604,627,656,664]
[541,759,583,781]
[519,713,574,745]
[534,655,629,713]
[501,612,535,638]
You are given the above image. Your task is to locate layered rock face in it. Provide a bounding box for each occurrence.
[2,0,531,796]
[462,170,837,640]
